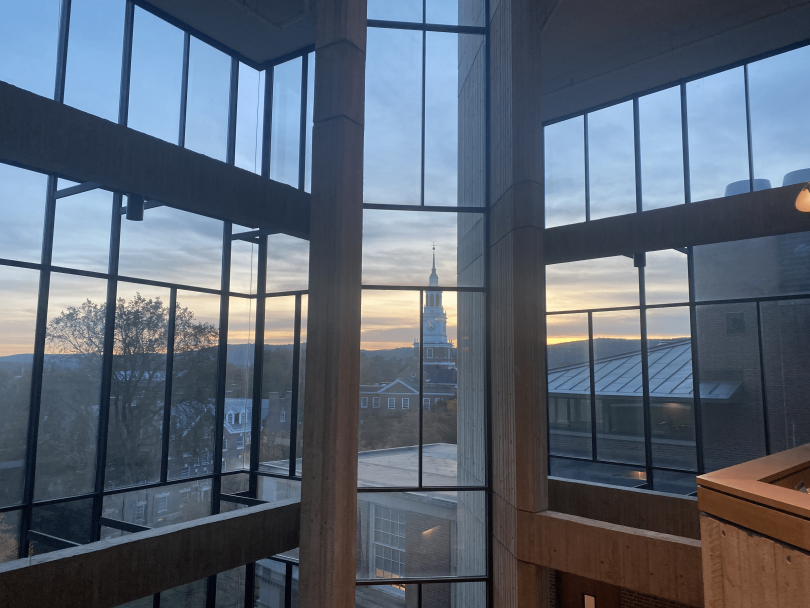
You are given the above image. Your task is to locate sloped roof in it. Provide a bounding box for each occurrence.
[547,339,740,401]
[224,397,272,433]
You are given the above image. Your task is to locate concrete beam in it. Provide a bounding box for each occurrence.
[545,183,810,265]
[0,80,310,239]
[0,499,300,608]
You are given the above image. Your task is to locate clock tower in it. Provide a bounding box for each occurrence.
[422,246,454,373]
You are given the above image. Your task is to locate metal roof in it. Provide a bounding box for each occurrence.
[547,339,741,401]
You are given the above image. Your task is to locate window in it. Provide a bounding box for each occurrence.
[401,398,409,409]
[194,456,201,466]
[423,398,430,409]
[157,493,169,513]
[179,489,189,503]
[426,348,433,358]
[388,397,396,409]
[222,459,226,471]
[373,397,380,408]
[280,409,286,422]
[227,413,234,424]
[237,435,245,449]
[372,504,406,592]
[435,398,440,404]
[361,397,368,408]
[135,502,146,524]
[181,465,190,479]
[223,438,228,450]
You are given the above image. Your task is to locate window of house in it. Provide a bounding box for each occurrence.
[435,398,441,404]
[157,493,169,513]
[223,438,228,450]
[237,435,244,449]
[280,409,286,422]
[179,489,189,503]
[388,397,396,409]
[237,413,242,424]
[227,413,234,424]
[194,456,201,466]
[222,459,226,471]
[372,504,406,592]
[361,397,368,408]
[373,397,380,408]
[135,502,146,524]
[401,398,409,409]
[181,465,190,479]
[423,398,430,409]
[426,348,433,358]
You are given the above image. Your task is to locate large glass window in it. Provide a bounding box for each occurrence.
[0,0,61,98]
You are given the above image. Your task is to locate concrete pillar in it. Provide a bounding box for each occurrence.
[488,0,551,606]
[298,0,366,606]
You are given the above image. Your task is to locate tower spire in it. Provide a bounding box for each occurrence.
[428,243,439,287]
[432,242,436,271]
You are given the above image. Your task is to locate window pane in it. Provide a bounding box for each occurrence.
[363,210,472,287]
[30,498,94,553]
[234,63,265,174]
[458,34,486,210]
[748,46,810,190]
[588,102,636,219]
[0,0,60,98]
[687,67,750,202]
[185,38,231,162]
[128,8,184,142]
[359,291,419,487]
[0,266,38,507]
[119,207,223,289]
[356,582,486,608]
[305,53,315,193]
[105,285,170,489]
[230,236,258,295]
[545,117,586,227]
[161,578,207,607]
[367,0,421,22]
[696,302,766,472]
[266,234,309,294]
[546,257,639,312]
[216,566,246,607]
[364,29,422,206]
[295,294,307,476]
[646,307,696,471]
[63,0,125,121]
[0,510,21,564]
[593,310,644,465]
[550,457,647,489]
[357,491,486,579]
[639,86,685,210]
[52,187,112,273]
[35,273,107,501]
[424,32,458,206]
[428,0,485,26]
[225,295,255,472]
[547,314,591,459]
[168,291,219,481]
[653,469,696,496]
[102,480,212,529]
[270,57,302,188]
[760,300,810,454]
[0,163,47,263]
[645,249,689,306]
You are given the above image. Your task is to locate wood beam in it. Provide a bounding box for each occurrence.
[545,183,810,265]
[0,80,310,239]
[0,499,300,608]
[297,0,366,606]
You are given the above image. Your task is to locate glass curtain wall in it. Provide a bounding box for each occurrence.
[544,44,810,495]
[0,2,313,606]
[359,5,488,608]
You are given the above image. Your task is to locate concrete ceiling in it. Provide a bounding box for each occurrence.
[142,0,316,67]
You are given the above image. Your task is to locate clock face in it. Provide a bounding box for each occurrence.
[427,321,436,331]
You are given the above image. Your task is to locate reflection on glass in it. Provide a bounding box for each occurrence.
[646,307,696,471]
[128,7,184,142]
[545,116,585,227]
[593,310,644,465]
[760,300,810,455]
[356,582,486,608]
[547,313,591,459]
[748,46,810,191]
[428,0,484,26]
[363,210,465,287]
[0,163,47,263]
[687,67,750,202]
[639,86,684,210]
[34,274,107,501]
[119,206,223,289]
[295,294,307,476]
[305,53,315,193]
[0,510,21,564]
[63,0,125,121]
[168,291,219,481]
[216,566,246,607]
[254,560,290,608]
[359,290,419,487]
[30,498,94,553]
[230,237,258,295]
[271,57,302,188]
[267,234,309,293]
[52,189,112,273]
[550,457,647,489]
[160,578,207,607]
[546,257,639,312]
[0,0,60,98]
[645,249,689,305]
[457,34,486,210]
[653,470,697,496]
[106,286,170,489]
[0,266,38,507]
[186,37,231,162]
[424,32,458,206]
[588,102,636,219]
[364,29,422,206]
[696,303,766,472]
[103,480,212,530]
[367,0,421,22]
[235,63,265,174]
[357,491,486,579]
[257,477,301,505]
[225,296,255,472]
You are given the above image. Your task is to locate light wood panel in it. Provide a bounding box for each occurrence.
[518,510,704,607]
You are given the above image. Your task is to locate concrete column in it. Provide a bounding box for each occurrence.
[488,0,551,606]
[298,0,366,606]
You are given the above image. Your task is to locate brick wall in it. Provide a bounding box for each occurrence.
[619,588,695,608]
[550,568,697,608]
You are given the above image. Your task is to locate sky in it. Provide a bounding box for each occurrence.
[1,1,809,356]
